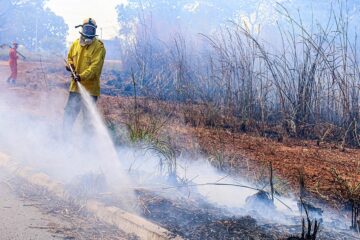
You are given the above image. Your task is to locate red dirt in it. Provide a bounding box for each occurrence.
[189,127,359,203]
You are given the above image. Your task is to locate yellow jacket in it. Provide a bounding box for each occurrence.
[67,38,106,96]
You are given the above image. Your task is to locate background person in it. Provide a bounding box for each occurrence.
[7,42,18,85]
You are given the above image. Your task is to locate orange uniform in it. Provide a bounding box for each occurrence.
[9,48,18,81]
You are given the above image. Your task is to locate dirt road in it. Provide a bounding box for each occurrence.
[0,172,72,240]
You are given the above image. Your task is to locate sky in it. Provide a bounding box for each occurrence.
[46,0,127,43]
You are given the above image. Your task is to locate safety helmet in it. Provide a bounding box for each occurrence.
[76,18,97,39]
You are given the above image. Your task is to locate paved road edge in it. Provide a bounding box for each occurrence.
[0,152,182,240]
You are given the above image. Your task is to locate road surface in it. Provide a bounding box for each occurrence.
[0,172,72,240]
[0,171,130,240]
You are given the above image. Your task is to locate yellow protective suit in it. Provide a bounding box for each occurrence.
[67,38,106,96]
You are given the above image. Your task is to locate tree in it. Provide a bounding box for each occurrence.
[0,0,68,52]
[0,0,13,33]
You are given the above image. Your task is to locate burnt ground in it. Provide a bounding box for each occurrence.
[95,186,358,240]
[136,189,360,240]
[136,190,283,240]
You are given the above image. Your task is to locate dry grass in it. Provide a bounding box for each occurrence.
[98,92,360,208]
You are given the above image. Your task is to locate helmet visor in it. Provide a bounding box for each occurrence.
[81,24,96,38]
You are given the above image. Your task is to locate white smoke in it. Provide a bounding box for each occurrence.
[0,78,136,210]
[119,146,301,223]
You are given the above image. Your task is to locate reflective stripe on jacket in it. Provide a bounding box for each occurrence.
[67,38,106,96]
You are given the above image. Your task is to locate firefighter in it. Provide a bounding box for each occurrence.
[7,42,18,85]
[63,18,106,135]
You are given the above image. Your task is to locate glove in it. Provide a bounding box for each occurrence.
[65,63,75,72]
[72,72,81,82]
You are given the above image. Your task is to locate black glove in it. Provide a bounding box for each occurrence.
[72,73,81,82]
[65,64,75,72]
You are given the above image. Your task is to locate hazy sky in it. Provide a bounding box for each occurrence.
[47,0,127,43]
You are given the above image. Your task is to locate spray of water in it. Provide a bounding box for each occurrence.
[76,83,135,200]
